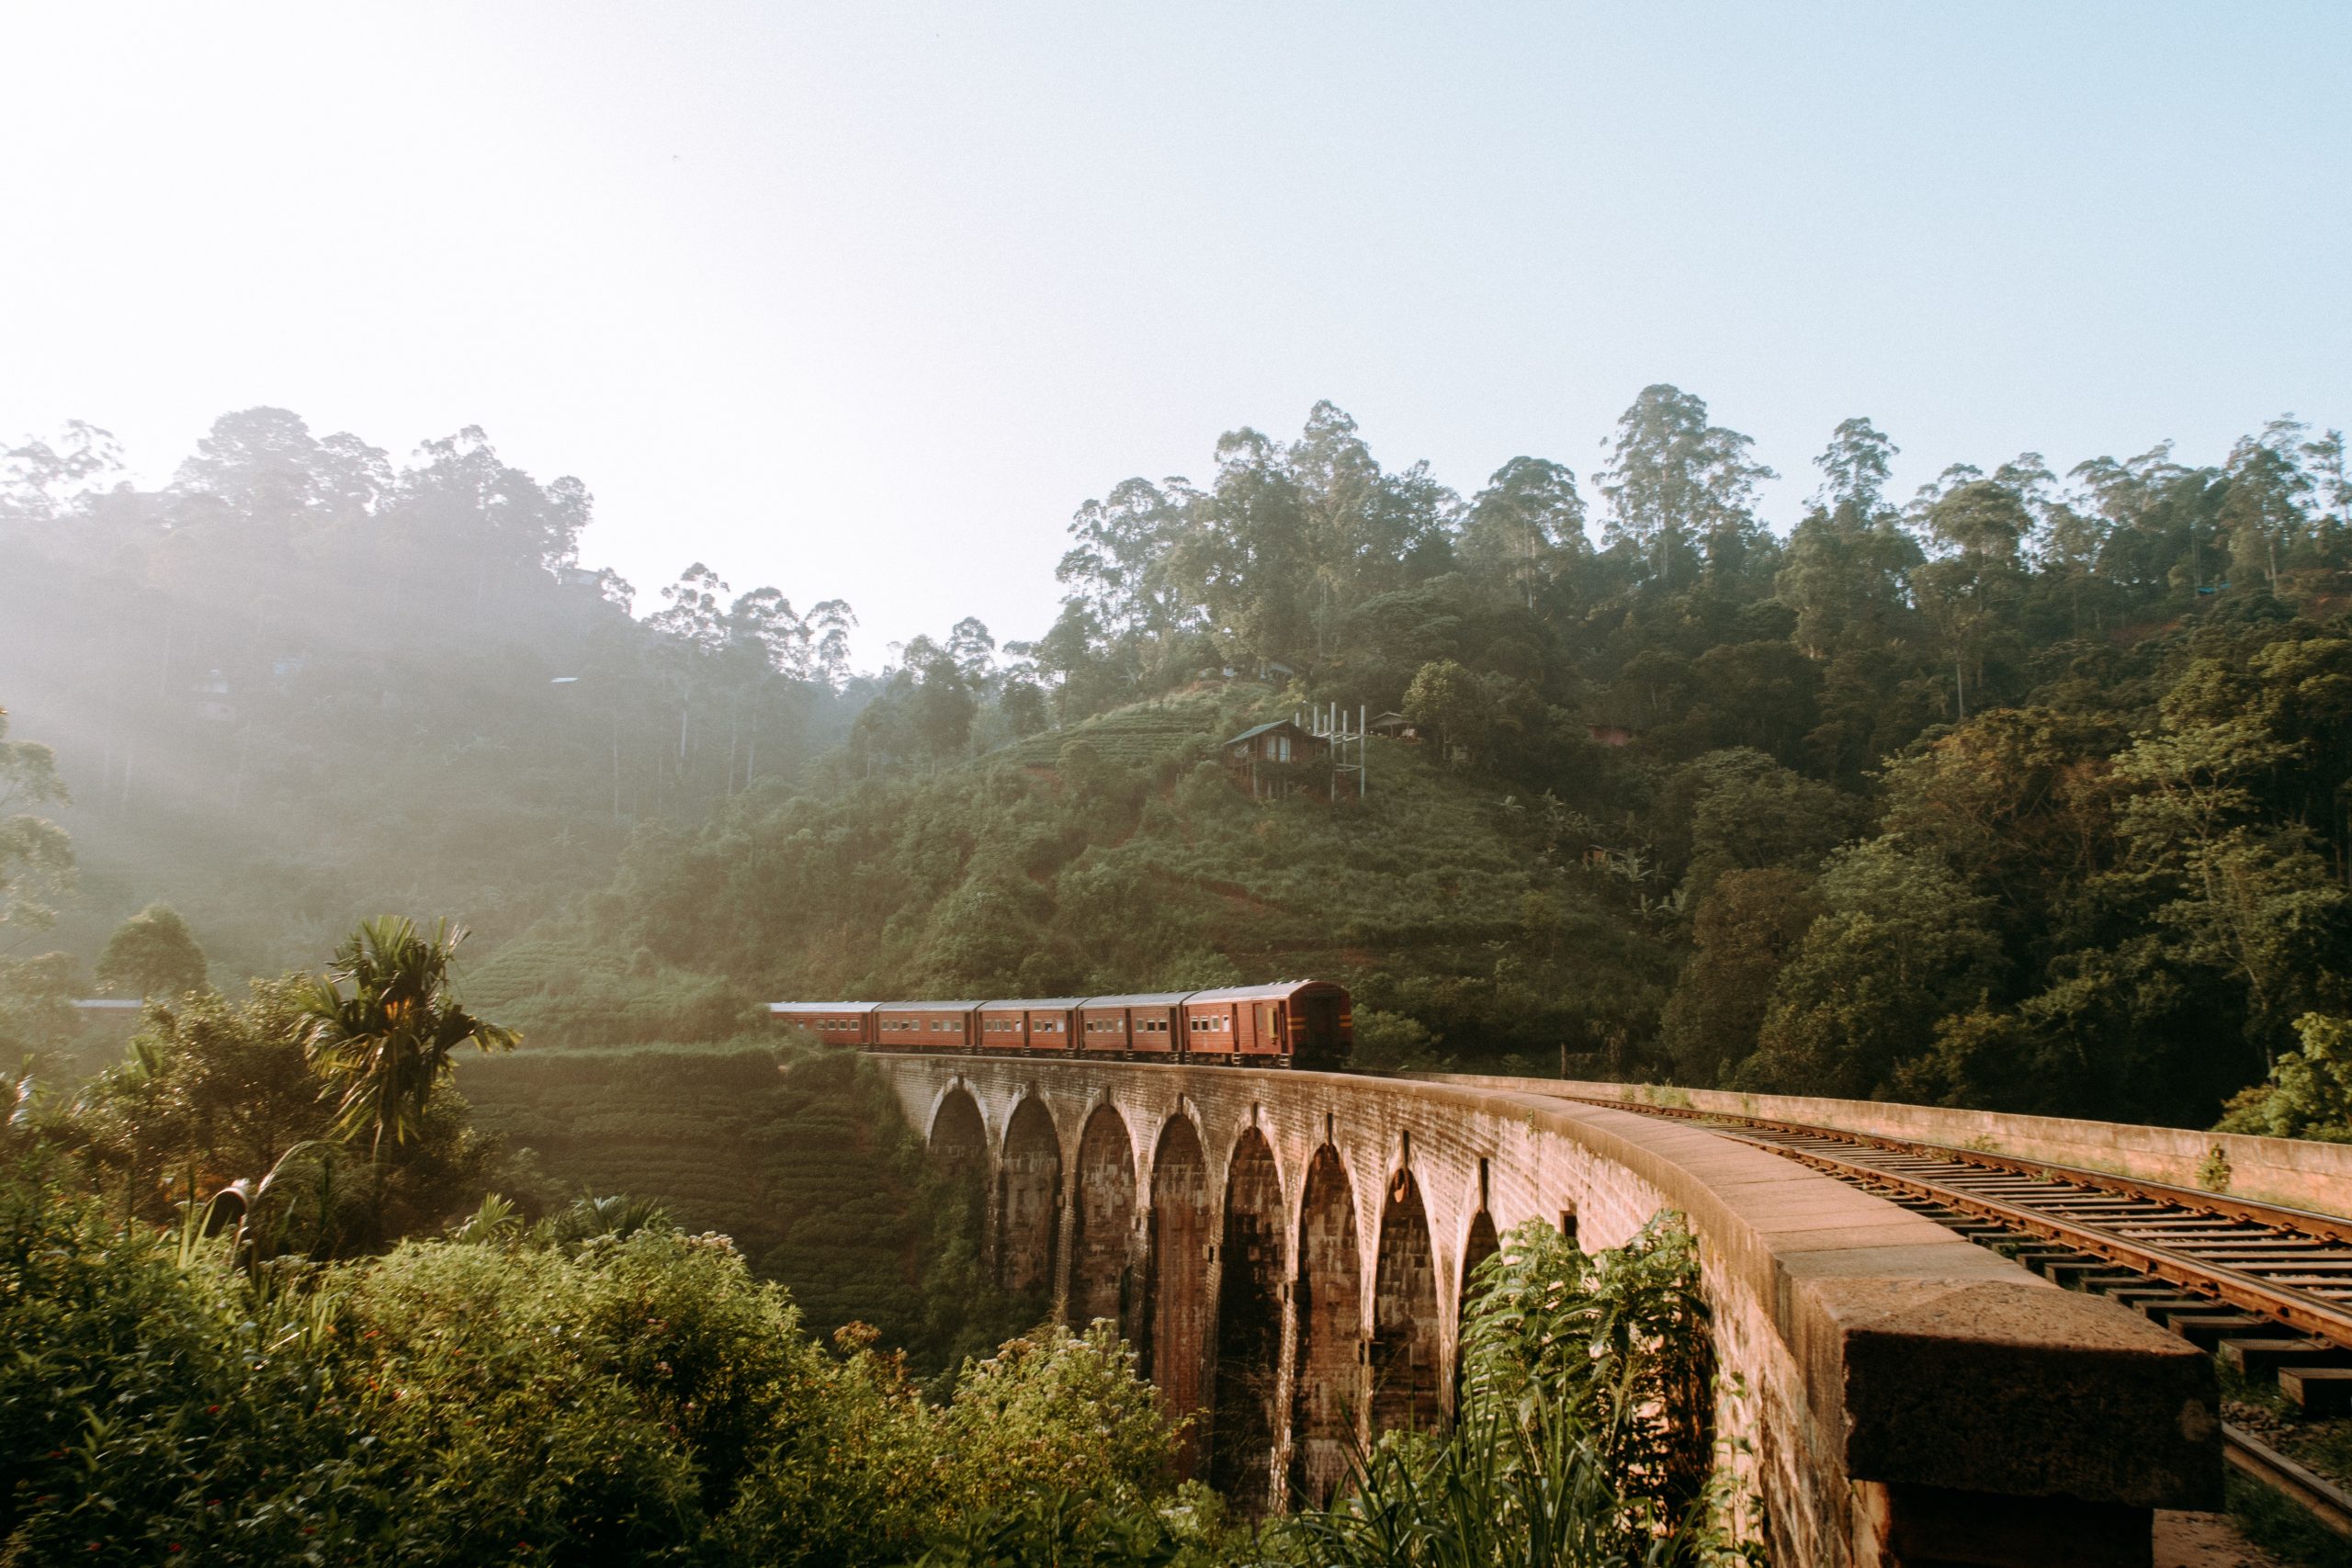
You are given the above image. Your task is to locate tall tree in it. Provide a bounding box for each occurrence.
[1461,457,1588,608]
[94,903,208,998]
[1910,477,2032,717]
[2220,416,2315,595]
[1597,385,1774,591]
[0,705,71,939]
[297,917,516,1162]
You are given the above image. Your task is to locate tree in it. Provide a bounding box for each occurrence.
[1597,385,1774,590]
[1461,457,1588,608]
[1910,477,2032,718]
[1403,659,1494,758]
[1,420,121,523]
[170,406,390,527]
[2219,417,2313,596]
[1742,838,2005,1099]
[0,705,71,938]
[72,978,325,1198]
[1812,417,1898,514]
[298,917,517,1162]
[1778,417,1923,661]
[2105,663,2352,1073]
[93,903,208,998]
[2215,1012,2352,1143]
[1672,749,1860,898]
[1660,868,1823,1086]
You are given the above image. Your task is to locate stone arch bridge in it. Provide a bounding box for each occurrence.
[873,1055,2217,1568]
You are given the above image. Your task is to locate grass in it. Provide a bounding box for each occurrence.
[458,1041,956,1359]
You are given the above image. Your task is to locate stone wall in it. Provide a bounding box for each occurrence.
[870,1055,2219,1568]
[1438,1074,2352,1219]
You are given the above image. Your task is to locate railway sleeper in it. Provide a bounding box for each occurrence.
[2019,1249,2105,1279]
[2167,1313,2285,1350]
[2046,1260,2144,1290]
[2220,1337,2352,1379]
[2282,1367,2352,1416]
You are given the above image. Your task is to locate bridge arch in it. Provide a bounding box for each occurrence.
[873,1055,2220,1567]
[1143,1112,1212,1475]
[1289,1142,1365,1506]
[1069,1102,1136,1333]
[1210,1123,1286,1513]
[1458,1205,1500,1320]
[928,1084,988,1173]
[1371,1165,1442,1437]
[998,1095,1062,1299]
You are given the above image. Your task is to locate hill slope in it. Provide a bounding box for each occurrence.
[540,688,1666,1067]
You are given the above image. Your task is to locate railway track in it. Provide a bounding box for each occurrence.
[1556,1093,2352,1538]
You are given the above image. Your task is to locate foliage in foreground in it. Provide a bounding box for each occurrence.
[2216,1011,2352,1144]
[3,1139,1754,1568]
[1269,1215,1759,1568]
[0,1156,1198,1566]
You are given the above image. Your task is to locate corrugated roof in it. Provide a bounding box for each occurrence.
[977,998,1090,1010]
[1184,980,1342,1002]
[1220,719,1310,747]
[767,1000,880,1015]
[1079,992,1196,1008]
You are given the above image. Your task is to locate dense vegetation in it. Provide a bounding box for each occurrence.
[10,386,2352,1126]
[2,1125,1747,1567]
[0,411,863,976]
[458,1044,1029,1376]
[566,393,2352,1130]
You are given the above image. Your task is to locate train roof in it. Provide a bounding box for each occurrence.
[768,980,1349,1013]
[1183,980,1346,1002]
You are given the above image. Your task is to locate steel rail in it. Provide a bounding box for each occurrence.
[1722,1129,2352,1351]
[1543,1090,2352,1538]
[1556,1094,2352,1247]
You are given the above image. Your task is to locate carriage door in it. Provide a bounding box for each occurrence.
[1295,994,1341,1060]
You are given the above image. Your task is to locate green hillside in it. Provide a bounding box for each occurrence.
[458,1043,1020,1372]
[579,685,1664,1069]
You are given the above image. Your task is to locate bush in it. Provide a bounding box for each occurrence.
[1271,1213,1760,1567]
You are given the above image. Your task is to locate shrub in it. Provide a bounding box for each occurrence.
[1272,1213,1759,1567]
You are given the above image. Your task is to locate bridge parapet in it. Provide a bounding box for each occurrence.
[1440,1073,2352,1221]
[867,1055,2218,1568]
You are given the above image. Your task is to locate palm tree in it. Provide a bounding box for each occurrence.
[297,916,516,1164]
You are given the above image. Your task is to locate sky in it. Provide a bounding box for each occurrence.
[4,4,2346,664]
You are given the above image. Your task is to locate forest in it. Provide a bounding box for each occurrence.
[9,389,2352,1136]
[574,390,2352,1134]
[7,389,2352,1562]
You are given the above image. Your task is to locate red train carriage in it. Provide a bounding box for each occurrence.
[1078,993,1189,1056]
[976,998,1086,1054]
[871,1000,980,1052]
[766,1000,878,1047]
[770,979,1352,1068]
[1180,980,1351,1068]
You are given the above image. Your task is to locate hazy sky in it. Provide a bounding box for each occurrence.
[5,5,2346,662]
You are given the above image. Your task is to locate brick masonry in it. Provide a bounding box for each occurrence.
[874,1057,2222,1568]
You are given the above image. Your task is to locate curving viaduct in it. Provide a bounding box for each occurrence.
[872,1054,2222,1568]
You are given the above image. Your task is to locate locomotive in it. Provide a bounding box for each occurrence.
[769,978,1352,1070]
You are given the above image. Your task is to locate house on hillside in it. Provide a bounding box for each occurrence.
[1368,710,1419,741]
[1220,717,1329,800]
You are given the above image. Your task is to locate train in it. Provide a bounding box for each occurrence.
[768,978,1352,1070]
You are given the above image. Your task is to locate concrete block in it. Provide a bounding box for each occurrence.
[1825,1278,2221,1511]
[1856,1481,2152,1568]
